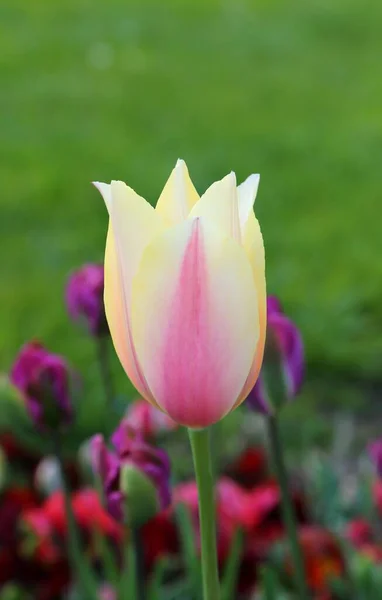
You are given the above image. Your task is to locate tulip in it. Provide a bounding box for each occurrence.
[10,342,74,431]
[90,421,171,526]
[94,159,265,428]
[246,295,304,414]
[66,263,108,337]
[284,526,344,595]
[125,398,178,438]
[346,519,374,548]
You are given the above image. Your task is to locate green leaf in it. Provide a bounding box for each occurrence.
[221,528,243,600]
[175,502,201,597]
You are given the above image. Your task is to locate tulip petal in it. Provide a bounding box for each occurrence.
[131,217,259,428]
[237,174,260,233]
[96,181,165,404]
[93,182,112,210]
[155,159,199,225]
[104,224,157,404]
[234,212,266,406]
[188,172,241,242]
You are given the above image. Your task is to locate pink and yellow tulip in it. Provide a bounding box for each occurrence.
[94,160,266,428]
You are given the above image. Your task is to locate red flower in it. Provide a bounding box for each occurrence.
[0,487,38,548]
[141,512,178,568]
[0,486,69,599]
[40,488,122,542]
[285,526,344,595]
[226,446,268,489]
[345,518,374,549]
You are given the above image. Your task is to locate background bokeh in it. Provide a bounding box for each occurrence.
[1,0,382,424]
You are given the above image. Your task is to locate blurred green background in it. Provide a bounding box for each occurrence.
[1,0,381,422]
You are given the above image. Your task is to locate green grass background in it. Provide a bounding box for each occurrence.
[1,0,382,429]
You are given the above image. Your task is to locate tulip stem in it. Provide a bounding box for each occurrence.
[266,416,309,600]
[53,436,98,599]
[96,335,115,404]
[188,427,220,600]
[123,527,146,600]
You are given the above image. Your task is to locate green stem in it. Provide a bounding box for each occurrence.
[122,528,146,600]
[54,437,97,599]
[132,527,146,600]
[96,335,115,404]
[188,428,220,600]
[266,416,309,600]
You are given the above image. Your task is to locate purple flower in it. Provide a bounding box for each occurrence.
[90,420,171,525]
[246,296,304,414]
[368,440,382,477]
[11,341,74,430]
[66,264,108,337]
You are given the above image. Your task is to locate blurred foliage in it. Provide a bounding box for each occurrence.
[1,0,382,384]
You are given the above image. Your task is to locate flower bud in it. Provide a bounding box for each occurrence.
[246,296,304,414]
[66,264,108,337]
[120,463,160,527]
[124,398,178,438]
[90,421,171,526]
[11,341,74,431]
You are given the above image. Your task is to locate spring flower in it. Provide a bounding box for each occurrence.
[125,398,178,438]
[66,263,108,337]
[285,526,344,595]
[246,296,304,414]
[11,342,74,430]
[94,159,266,428]
[90,421,171,526]
[368,440,382,477]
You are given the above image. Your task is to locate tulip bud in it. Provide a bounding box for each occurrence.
[90,421,171,526]
[124,398,178,438]
[10,341,75,431]
[66,263,108,337]
[95,162,266,428]
[120,463,160,527]
[246,296,304,414]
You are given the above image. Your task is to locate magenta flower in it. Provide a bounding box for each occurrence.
[66,264,108,337]
[125,398,178,438]
[90,420,171,525]
[246,296,304,414]
[11,341,74,430]
[368,440,382,477]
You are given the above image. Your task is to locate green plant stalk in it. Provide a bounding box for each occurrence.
[188,427,220,600]
[221,528,243,600]
[93,475,119,585]
[176,502,201,594]
[54,438,98,599]
[96,335,115,404]
[121,527,146,600]
[266,415,309,600]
